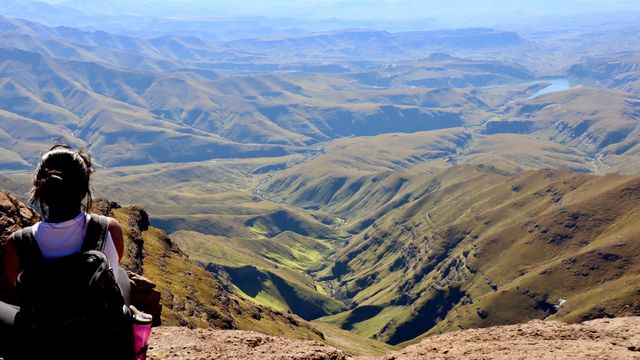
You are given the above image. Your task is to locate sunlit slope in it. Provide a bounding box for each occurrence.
[265,129,600,230]
[461,134,594,173]
[486,87,640,168]
[172,231,346,320]
[0,46,520,166]
[92,158,350,321]
[169,207,349,320]
[315,167,640,345]
[90,202,326,340]
[569,53,640,95]
[265,129,469,217]
[0,48,295,166]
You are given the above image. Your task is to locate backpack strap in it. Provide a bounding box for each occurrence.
[11,226,44,269]
[82,214,110,252]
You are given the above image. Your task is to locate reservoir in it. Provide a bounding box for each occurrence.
[524,78,576,100]
[491,77,588,100]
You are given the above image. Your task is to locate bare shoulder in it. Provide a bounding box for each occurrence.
[107,217,123,232]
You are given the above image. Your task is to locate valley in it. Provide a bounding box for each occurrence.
[0,1,639,353]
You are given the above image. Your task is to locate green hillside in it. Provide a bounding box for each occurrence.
[313,167,640,344]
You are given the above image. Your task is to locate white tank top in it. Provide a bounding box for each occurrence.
[32,212,120,271]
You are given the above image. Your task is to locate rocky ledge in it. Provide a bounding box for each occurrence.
[148,317,640,360]
[384,317,640,360]
[148,326,347,360]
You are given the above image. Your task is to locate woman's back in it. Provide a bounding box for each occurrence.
[33,211,120,271]
[0,144,133,359]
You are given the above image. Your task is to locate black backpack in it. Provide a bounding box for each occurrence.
[11,214,133,359]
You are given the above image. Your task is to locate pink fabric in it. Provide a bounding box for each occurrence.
[134,323,152,359]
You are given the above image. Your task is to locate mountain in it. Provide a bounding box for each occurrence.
[0,12,639,352]
[0,15,263,71]
[0,15,526,70]
[263,127,596,222]
[0,44,534,167]
[350,55,531,88]
[223,28,524,59]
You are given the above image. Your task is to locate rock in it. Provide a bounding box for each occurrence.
[92,198,121,217]
[129,273,162,326]
[0,192,40,240]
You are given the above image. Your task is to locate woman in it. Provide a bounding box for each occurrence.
[0,144,130,358]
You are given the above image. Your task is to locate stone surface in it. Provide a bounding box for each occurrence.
[148,326,347,360]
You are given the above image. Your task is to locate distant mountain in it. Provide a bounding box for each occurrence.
[569,53,640,95]
[0,48,295,166]
[0,15,247,71]
[486,87,640,157]
[222,28,525,59]
[0,35,535,167]
[0,0,86,26]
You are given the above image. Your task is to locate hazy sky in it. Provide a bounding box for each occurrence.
[21,0,636,33]
[42,0,640,21]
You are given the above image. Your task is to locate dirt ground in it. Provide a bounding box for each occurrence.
[148,317,640,360]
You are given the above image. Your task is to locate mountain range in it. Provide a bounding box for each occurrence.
[0,5,639,353]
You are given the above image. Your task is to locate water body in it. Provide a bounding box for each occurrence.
[526,78,573,99]
[493,77,585,100]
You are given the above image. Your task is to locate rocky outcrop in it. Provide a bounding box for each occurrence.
[129,273,163,326]
[148,327,346,359]
[0,192,40,239]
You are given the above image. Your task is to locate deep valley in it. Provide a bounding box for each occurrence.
[0,1,639,355]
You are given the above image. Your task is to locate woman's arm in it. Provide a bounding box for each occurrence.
[107,217,124,261]
[2,237,20,290]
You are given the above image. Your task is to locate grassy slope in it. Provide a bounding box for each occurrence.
[497,87,640,159]
[109,204,328,341]
[89,158,348,321]
[0,44,534,168]
[315,167,640,345]
[0,49,297,166]
[264,129,599,229]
